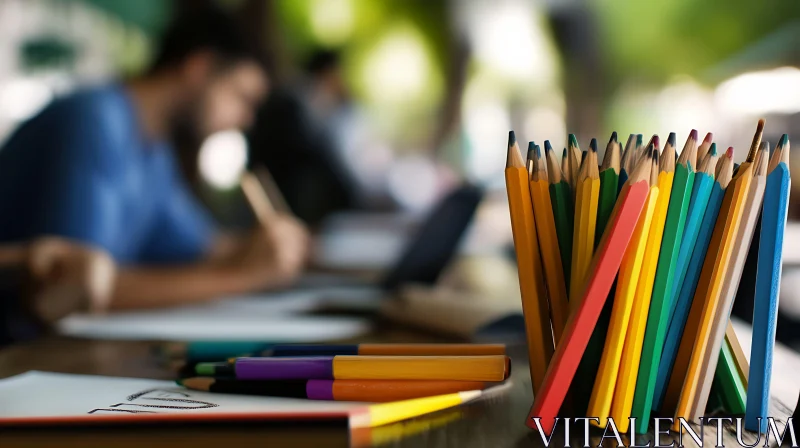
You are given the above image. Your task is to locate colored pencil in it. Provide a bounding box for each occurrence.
[178,377,489,402]
[652,143,723,411]
[715,336,746,414]
[570,139,601,303]
[526,151,652,434]
[528,143,570,342]
[725,321,750,387]
[588,146,659,426]
[561,148,571,188]
[568,134,581,192]
[197,355,510,381]
[240,171,276,225]
[671,119,763,430]
[574,132,622,414]
[609,143,665,433]
[350,389,485,428]
[547,141,575,290]
[631,131,697,432]
[697,133,714,164]
[660,150,735,414]
[747,133,791,433]
[596,133,622,247]
[689,141,768,422]
[618,133,637,192]
[262,344,507,357]
[504,130,554,393]
[526,145,536,178]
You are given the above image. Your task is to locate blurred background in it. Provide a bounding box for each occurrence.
[2,0,800,342]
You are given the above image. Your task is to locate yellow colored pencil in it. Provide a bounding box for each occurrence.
[610,136,675,433]
[351,389,483,428]
[671,119,764,430]
[504,131,554,394]
[528,143,570,343]
[568,134,581,192]
[588,149,659,426]
[570,138,601,303]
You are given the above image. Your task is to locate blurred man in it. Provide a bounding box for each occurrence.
[248,50,364,226]
[0,237,115,346]
[0,7,309,310]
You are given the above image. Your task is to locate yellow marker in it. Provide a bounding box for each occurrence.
[528,143,570,343]
[588,159,659,426]
[570,139,601,303]
[610,136,675,433]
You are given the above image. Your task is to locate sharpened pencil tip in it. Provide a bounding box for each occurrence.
[609,131,618,144]
[667,132,676,148]
[652,135,660,149]
[636,134,643,146]
[544,140,553,152]
[508,131,516,147]
[689,129,698,141]
[779,134,789,147]
[535,144,542,159]
[569,134,578,149]
[704,132,713,144]
[527,142,535,160]
[726,147,734,158]
[757,118,765,133]
[590,138,598,152]
[709,143,717,156]
[562,148,567,159]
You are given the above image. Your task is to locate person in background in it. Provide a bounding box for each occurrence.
[0,237,116,346]
[0,6,309,310]
[248,49,364,226]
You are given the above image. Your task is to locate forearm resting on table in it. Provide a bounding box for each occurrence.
[110,263,266,310]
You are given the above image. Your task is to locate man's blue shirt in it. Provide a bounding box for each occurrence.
[0,84,215,264]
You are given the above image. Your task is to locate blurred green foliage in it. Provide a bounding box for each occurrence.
[594,0,800,85]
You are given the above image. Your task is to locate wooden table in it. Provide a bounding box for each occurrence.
[0,321,797,447]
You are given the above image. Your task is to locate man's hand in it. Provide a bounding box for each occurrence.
[25,237,117,324]
[229,214,310,289]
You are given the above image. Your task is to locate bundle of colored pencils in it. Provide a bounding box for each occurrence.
[504,120,790,434]
[178,343,510,403]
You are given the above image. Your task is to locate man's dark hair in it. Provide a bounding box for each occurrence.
[149,4,263,73]
[304,49,341,76]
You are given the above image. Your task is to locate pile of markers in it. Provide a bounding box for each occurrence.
[504,120,790,434]
[178,343,510,403]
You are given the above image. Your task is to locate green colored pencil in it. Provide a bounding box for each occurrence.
[573,132,622,414]
[631,131,698,433]
[715,339,746,414]
[545,140,574,290]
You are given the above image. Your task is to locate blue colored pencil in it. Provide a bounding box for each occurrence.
[652,148,733,411]
[746,134,791,433]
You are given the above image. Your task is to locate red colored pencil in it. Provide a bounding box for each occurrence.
[526,150,653,434]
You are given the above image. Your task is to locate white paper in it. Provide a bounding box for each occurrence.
[57,291,372,342]
[0,372,360,419]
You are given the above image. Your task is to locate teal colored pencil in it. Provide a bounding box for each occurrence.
[746,134,791,433]
[653,148,734,411]
[632,131,697,433]
[546,141,574,289]
[668,144,720,321]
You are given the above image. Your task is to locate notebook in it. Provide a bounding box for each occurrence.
[0,371,507,429]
